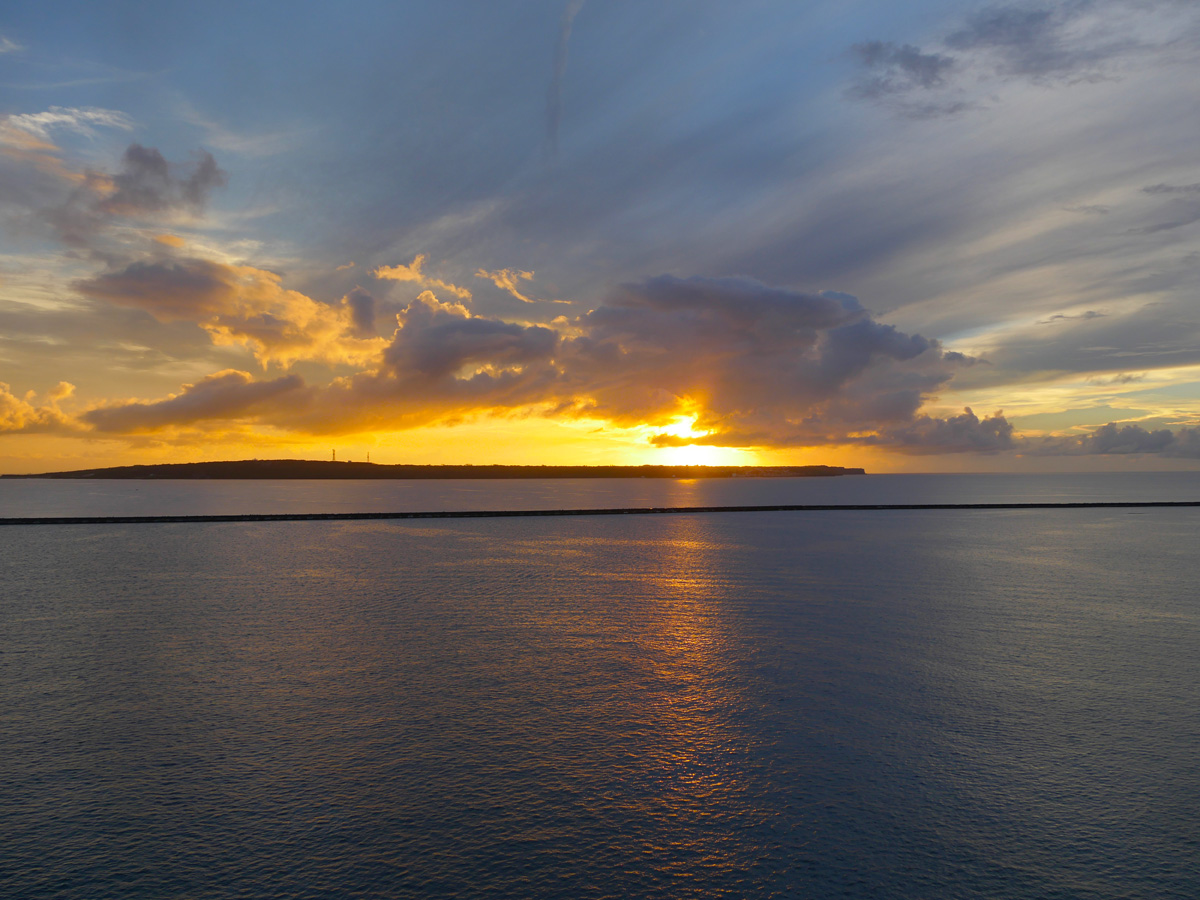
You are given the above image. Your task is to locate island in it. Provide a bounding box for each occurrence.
[3,460,865,480]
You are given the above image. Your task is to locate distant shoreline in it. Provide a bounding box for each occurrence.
[2,459,866,480]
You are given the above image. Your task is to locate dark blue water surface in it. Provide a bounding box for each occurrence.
[2,482,1198,898]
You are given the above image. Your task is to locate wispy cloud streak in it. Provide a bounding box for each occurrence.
[545,0,586,163]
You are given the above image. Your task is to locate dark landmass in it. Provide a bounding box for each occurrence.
[3,459,865,480]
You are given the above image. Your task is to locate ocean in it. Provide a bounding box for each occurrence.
[2,474,1198,898]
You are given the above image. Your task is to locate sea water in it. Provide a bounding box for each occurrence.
[1,471,1199,518]
[1,476,1198,898]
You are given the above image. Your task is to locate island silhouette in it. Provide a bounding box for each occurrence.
[5,460,865,480]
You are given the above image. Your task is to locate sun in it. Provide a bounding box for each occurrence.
[661,442,741,466]
[650,415,754,466]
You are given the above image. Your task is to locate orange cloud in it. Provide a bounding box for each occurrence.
[0,382,78,434]
[268,290,562,434]
[373,254,472,300]
[475,267,536,303]
[75,257,388,369]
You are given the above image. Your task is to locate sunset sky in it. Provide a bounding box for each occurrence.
[3,0,1200,473]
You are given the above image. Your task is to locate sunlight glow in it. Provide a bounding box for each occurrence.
[650,416,753,467]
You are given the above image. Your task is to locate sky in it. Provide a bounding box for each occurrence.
[2,0,1200,473]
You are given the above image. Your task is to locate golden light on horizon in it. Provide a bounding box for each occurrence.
[647,415,756,467]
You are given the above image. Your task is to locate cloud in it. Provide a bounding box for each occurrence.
[848,0,1195,116]
[373,254,472,300]
[1081,421,1176,453]
[64,273,1018,452]
[0,107,134,187]
[851,41,956,96]
[1039,310,1105,323]
[475,267,538,303]
[546,0,586,162]
[1127,203,1200,234]
[0,382,78,434]
[76,257,237,319]
[952,293,1200,388]
[98,143,227,217]
[82,370,308,433]
[1124,180,1200,234]
[3,106,133,142]
[43,143,228,248]
[1085,372,1144,385]
[1127,215,1200,235]
[1142,182,1200,195]
[560,276,903,425]
[75,256,387,368]
[874,407,1015,453]
[553,276,1001,453]
[282,290,562,433]
[943,5,1088,79]
[1053,421,1200,457]
[0,35,21,54]
[382,291,558,379]
[341,286,377,337]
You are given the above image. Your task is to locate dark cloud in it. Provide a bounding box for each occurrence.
[851,41,956,96]
[76,258,235,320]
[182,150,226,207]
[553,276,994,453]
[341,287,377,336]
[1070,422,1200,457]
[944,2,1145,81]
[944,6,1068,76]
[1086,372,1144,385]
[1142,182,1200,195]
[1039,310,1105,323]
[560,276,868,426]
[100,144,227,216]
[874,407,1015,454]
[381,291,558,380]
[82,370,307,433]
[1081,421,1176,453]
[948,5,1054,48]
[849,0,1184,117]
[44,143,227,249]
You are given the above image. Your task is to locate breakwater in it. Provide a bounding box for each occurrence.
[2,500,1198,526]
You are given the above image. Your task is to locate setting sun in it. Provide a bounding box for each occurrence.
[649,416,757,466]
